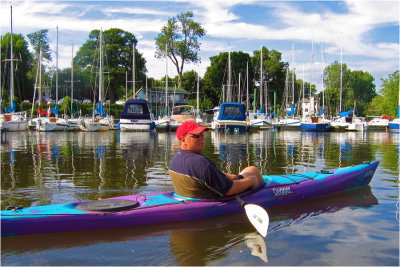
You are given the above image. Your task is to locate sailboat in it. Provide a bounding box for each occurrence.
[301,43,331,131]
[247,47,273,130]
[36,27,69,132]
[274,44,301,130]
[154,44,170,131]
[79,30,112,132]
[195,74,204,124]
[388,78,400,132]
[211,51,248,133]
[0,5,28,132]
[65,44,81,131]
[119,43,155,131]
[330,34,365,131]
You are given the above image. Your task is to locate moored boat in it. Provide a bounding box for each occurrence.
[211,102,248,133]
[118,99,155,131]
[367,117,390,131]
[1,161,379,236]
[168,105,195,131]
[301,116,331,132]
[388,118,400,132]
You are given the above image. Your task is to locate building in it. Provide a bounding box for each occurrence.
[136,86,191,116]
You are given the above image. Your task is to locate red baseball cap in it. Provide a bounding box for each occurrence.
[176,121,209,140]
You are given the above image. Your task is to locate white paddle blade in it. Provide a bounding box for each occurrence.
[244,204,269,237]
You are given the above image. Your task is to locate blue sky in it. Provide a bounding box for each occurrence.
[1,0,399,92]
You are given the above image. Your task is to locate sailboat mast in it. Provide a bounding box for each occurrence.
[302,64,305,117]
[238,73,241,103]
[56,26,58,107]
[196,74,199,115]
[228,51,232,102]
[71,44,74,115]
[292,43,295,107]
[340,33,343,114]
[39,49,43,111]
[310,34,314,114]
[10,4,14,105]
[99,30,103,104]
[321,43,325,119]
[246,61,249,111]
[260,46,263,111]
[132,42,136,98]
[165,43,168,116]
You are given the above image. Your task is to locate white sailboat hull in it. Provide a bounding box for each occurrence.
[0,113,28,132]
[36,117,69,132]
[79,117,111,132]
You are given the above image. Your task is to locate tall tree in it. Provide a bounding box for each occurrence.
[369,71,399,116]
[202,51,254,107]
[27,29,51,61]
[346,70,376,116]
[323,61,351,115]
[74,28,147,102]
[155,11,205,88]
[324,61,376,116]
[1,33,34,103]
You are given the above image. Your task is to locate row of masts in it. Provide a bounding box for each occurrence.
[219,38,333,119]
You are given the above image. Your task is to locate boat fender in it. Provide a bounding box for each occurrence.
[76,199,139,212]
[320,170,334,174]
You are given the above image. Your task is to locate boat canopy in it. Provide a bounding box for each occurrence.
[120,99,151,120]
[217,102,246,121]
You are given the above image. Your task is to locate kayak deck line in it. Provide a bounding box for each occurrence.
[1,161,379,236]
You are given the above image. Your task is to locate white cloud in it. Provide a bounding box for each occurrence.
[1,0,397,89]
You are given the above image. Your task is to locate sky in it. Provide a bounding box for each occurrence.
[1,0,399,93]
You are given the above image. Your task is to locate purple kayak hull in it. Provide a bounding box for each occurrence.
[1,161,379,236]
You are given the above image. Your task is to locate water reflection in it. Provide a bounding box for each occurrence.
[2,130,398,265]
[0,130,392,209]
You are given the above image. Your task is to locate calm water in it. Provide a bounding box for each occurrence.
[1,130,399,266]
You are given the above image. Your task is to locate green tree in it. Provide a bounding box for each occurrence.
[324,61,351,116]
[155,11,205,88]
[203,51,254,107]
[27,29,51,61]
[369,71,399,116]
[346,70,376,116]
[74,28,147,102]
[180,70,198,96]
[1,33,34,104]
[324,61,376,116]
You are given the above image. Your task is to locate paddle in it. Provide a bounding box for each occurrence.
[236,195,269,237]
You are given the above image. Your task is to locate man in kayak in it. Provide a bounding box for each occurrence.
[169,121,264,199]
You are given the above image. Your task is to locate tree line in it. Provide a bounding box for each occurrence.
[1,11,398,117]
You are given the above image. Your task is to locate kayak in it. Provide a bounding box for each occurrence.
[1,161,379,236]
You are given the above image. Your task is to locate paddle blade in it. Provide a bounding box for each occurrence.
[244,204,269,237]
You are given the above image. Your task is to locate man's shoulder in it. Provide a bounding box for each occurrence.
[174,149,208,162]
